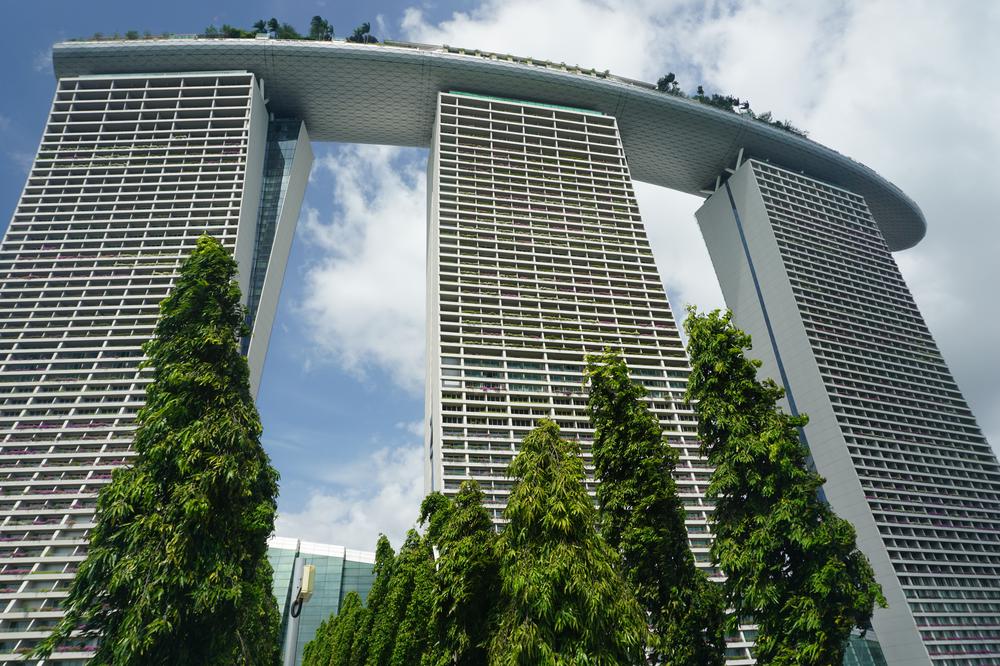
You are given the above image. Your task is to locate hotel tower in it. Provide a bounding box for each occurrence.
[0,36,994,665]
[0,70,312,662]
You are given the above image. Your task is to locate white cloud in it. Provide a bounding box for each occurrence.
[635,183,724,313]
[396,419,424,438]
[402,0,708,83]
[270,0,999,556]
[297,145,428,394]
[674,0,1000,446]
[275,445,425,551]
[32,50,52,73]
[395,0,1000,449]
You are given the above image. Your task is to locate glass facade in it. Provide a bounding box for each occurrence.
[844,633,890,666]
[246,119,301,334]
[266,537,376,666]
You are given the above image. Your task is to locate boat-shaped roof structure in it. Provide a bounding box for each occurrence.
[53,37,925,250]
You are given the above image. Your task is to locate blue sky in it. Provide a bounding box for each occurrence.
[3,1,998,550]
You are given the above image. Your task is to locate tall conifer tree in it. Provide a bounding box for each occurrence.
[684,308,885,665]
[34,235,281,665]
[420,482,500,666]
[349,535,395,666]
[302,592,366,666]
[490,419,647,665]
[585,350,726,665]
[366,530,435,666]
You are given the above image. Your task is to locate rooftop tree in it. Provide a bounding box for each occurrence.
[309,15,334,40]
[33,235,281,665]
[585,349,726,665]
[347,22,378,43]
[490,419,647,665]
[684,308,885,665]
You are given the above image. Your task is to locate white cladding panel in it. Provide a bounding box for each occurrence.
[0,71,304,661]
[697,160,1000,665]
[425,92,755,663]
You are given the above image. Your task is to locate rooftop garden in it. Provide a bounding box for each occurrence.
[65,23,806,138]
[71,16,378,44]
[656,72,807,137]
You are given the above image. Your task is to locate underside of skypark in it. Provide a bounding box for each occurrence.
[2,37,996,666]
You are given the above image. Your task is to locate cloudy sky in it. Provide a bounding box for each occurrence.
[2,1,997,551]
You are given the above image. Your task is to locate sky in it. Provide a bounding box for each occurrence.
[1,0,997,551]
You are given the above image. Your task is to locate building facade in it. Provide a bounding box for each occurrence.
[0,70,311,662]
[268,537,376,666]
[423,91,753,661]
[0,36,991,666]
[697,158,1000,664]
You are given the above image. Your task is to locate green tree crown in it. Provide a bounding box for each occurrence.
[420,482,501,666]
[684,308,886,665]
[585,349,726,665]
[490,419,647,665]
[34,235,280,665]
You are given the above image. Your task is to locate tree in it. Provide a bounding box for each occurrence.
[585,350,726,665]
[267,18,280,34]
[684,308,886,665]
[420,482,500,666]
[389,533,436,666]
[275,22,302,39]
[253,19,267,34]
[302,592,366,666]
[347,22,378,43]
[309,15,333,40]
[490,419,647,665]
[656,72,683,95]
[33,235,281,665]
[349,535,395,666]
[366,530,435,666]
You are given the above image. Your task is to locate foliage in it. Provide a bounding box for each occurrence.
[346,22,379,44]
[302,592,366,666]
[585,350,726,665]
[202,16,335,41]
[655,72,808,136]
[33,235,281,665]
[349,535,396,666]
[490,419,647,665]
[272,21,303,40]
[309,15,334,40]
[366,530,435,666]
[419,482,501,666]
[683,308,886,665]
[391,533,437,665]
[656,72,681,95]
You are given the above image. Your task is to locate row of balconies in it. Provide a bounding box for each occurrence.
[440,152,630,187]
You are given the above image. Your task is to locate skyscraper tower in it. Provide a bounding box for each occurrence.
[697,158,1000,664]
[1,34,988,665]
[423,91,753,660]
[0,71,311,661]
